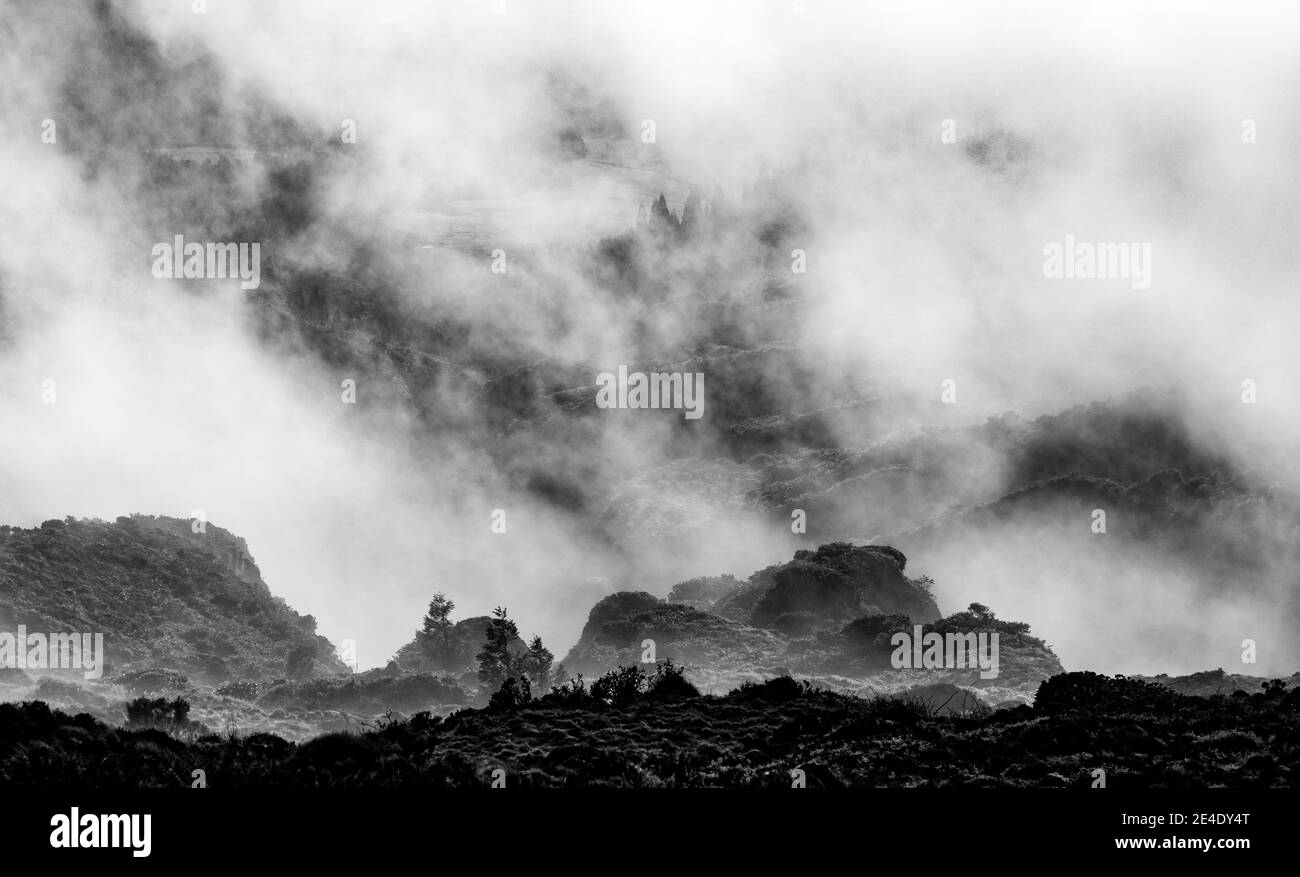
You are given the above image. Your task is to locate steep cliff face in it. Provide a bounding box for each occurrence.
[0,515,348,683]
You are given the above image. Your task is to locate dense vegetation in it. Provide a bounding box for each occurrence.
[0,515,347,682]
[4,670,1298,788]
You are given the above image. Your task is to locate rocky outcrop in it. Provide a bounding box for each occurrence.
[743,543,940,631]
[559,543,1034,696]
[562,593,785,686]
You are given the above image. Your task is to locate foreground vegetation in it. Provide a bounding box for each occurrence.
[3,669,1298,788]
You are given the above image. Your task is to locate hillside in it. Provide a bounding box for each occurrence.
[0,516,489,740]
[0,515,347,683]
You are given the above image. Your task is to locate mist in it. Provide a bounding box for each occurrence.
[1,0,1297,674]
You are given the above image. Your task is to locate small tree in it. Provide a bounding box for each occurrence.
[913,575,936,599]
[546,671,587,706]
[591,664,647,708]
[488,676,532,711]
[648,192,678,240]
[416,593,456,663]
[646,659,699,700]
[522,635,554,695]
[678,189,702,240]
[476,606,521,692]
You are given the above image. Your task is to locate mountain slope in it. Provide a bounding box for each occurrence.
[0,515,347,683]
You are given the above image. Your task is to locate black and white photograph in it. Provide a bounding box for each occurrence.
[0,0,1295,859]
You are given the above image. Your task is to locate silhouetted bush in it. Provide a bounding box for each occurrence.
[591,665,647,707]
[125,696,190,731]
[645,660,700,701]
[728,675,816,704]
[408,711,441,734]
[1262,679,1288,699]
[1034,672,1183,714]
[539,674,591,708]
[487,676,532,711]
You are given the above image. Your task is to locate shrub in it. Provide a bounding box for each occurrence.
[591,665,647,707]
[645,660,700,701]
[933,603,1031,636]
[487,676,532,711]
[1034,672,1182,714]
[728,675,815,704]
[541,674,590,708]
[408,711,441,734]
[125,696,190,731]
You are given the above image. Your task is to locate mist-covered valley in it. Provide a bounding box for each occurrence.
[2,0,1299,789]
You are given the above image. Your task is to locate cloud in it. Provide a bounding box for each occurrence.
[1,0,1297,671]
